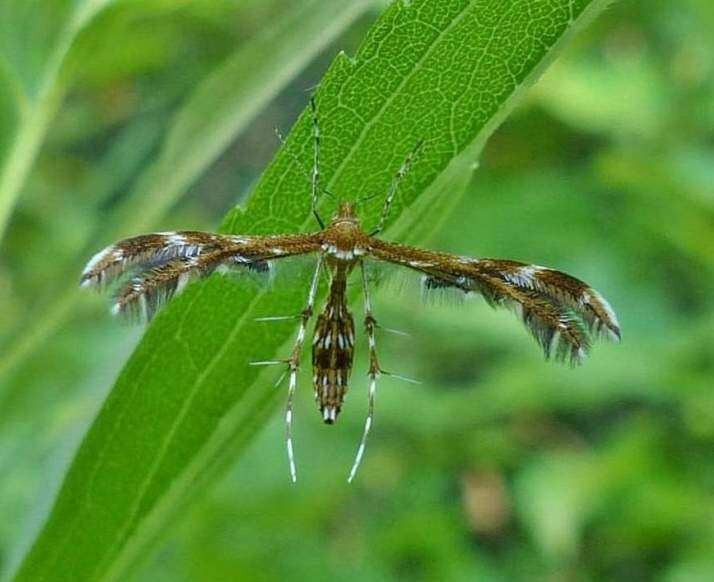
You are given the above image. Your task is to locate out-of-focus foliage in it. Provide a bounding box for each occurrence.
[1,0,713,581]
[15,2,610,580]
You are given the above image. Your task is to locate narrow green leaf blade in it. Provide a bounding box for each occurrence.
[0,0,372,389]
[0,0,117,244]
[110,0,375,234]
[14,1,613,581]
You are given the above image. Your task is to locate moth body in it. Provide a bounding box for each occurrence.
[312,263,355,424]
[80,98,620,482]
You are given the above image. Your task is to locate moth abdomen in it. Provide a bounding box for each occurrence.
[312,271,355,424]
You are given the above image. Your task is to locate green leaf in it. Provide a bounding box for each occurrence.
[0,0,371,390]
[0,0,117,245]
[109,0,375,234]
[515,452,596,563]
[13,1,614,580]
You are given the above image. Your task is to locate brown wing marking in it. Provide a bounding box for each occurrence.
[368,239,620,364]
[85,232,321,319]
[112,248,227,319]
[80,231,321,288]
[81,231,222,288]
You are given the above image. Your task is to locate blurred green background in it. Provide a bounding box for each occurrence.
[2,0,714,580]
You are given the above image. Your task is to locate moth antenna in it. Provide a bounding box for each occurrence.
[348,262,381,483]
[274,126,336,209]
[371,139,424,236]
[309,96,324,229]
[354,191,381,206]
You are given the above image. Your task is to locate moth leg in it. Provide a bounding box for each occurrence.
[274,123,336,205]
[284,254,324,483]
[254,314,303,322]
[348,260,382,483]
[309,96,324,229]
[371,140,424,236]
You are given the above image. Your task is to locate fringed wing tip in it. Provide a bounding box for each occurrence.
[601,322,622,343]
[80,271,102,289]
[535,309,619,367]
[110,286,168,323]
[109,257,202,322]
[582,289,621,343]
[77,231,224,292]
[521,310,591,367]
[79,244,118,289]
[479,274,618,367]
[498,264,622,353]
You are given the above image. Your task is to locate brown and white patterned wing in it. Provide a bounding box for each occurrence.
[81,231,220,288]
[81,231,321,320]
[368,239,620,364]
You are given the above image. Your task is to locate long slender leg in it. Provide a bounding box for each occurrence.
[348,260,382,483]
[252,255,323,482]
[283,254,324,482]
[309,96,324,229]
[274,126,336,204]
[371,140,424,236]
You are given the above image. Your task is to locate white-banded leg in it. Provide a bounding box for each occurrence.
[286,254,324,482]
[254,314,303,323]
[371,140,424,236]
[309,96,324,229]
[348,261,382,483]
[252,255,323,482]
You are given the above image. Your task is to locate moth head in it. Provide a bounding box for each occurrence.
[330,201,360,227]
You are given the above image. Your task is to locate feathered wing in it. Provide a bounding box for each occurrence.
[368,239,620,364]
[81,231,321,320]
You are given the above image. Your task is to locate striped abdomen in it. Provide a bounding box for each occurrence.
[312,270,355,424]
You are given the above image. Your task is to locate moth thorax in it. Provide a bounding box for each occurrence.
[311,274,355,424]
